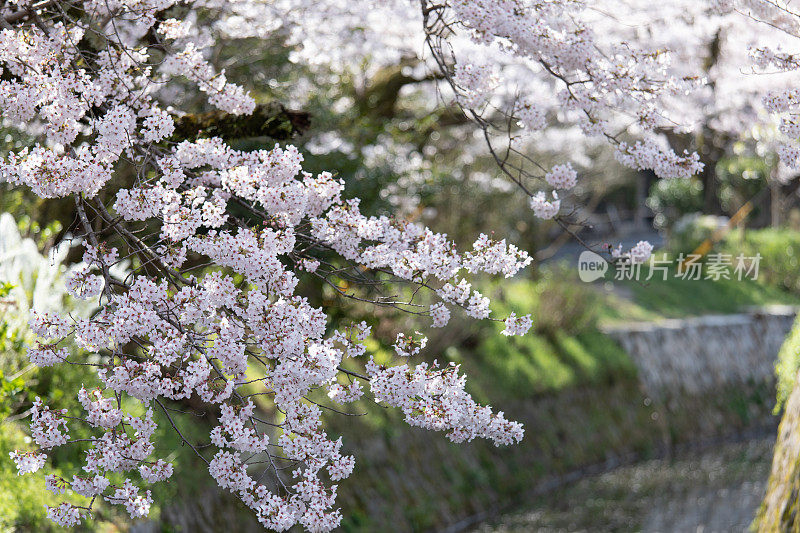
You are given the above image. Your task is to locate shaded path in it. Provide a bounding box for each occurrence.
[473,437,773,533]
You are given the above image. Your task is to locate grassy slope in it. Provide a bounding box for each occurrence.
[600,261,800,324]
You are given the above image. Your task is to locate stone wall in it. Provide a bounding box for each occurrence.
[603,306,797,398]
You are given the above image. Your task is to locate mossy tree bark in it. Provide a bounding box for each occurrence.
[757,370,800,532]
[171,102,309,142]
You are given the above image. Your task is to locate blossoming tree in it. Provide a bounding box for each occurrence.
[1,0,795,531]
[279,0,797,245]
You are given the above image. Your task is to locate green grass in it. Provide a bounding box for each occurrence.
[430,274,636,404]
[597,258,800,324]
[460,327,635,404]
[723,228,800,295]
[610,272,797,320]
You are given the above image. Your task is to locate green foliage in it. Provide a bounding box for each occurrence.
[14,216,64,251]
[0,423,89,532]
[646,177,703,230]
[734,232,800,413]
[466,327,635,403]
[479,264,601,337]
[0,282,13,298]
[667,213,728,254]
[646,151,772,233]
[716,152,772,215]
[0,368,27,419]
[775,315,800,413]
[755,372,800,532]
[527,265,601,336]
[723,227,800,295]
[450,273,634,404]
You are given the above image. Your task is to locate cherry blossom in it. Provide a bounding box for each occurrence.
[611,240,655,264]
[530,191,561,220]
[9,451,46,475]
[545,164,578,191]
[27,344,68,367]
[7,0,784,530]
[501,313,533,337]
[46,503,83,527]
[430,303,451,328]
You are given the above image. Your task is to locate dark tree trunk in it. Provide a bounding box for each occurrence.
[701,161,723,216]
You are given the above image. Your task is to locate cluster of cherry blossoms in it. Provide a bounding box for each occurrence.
[0,1,543,530]
[763,83,800,170]
[9,0,795,529]
[228,0,800,260]
[414,0,712,263]
[529,192,561,220]
[611,241,655,265]
[437,2,705,170]
[710,0,800,171]
[0,0,264,194]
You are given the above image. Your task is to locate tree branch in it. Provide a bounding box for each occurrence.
[171,102,310,142]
